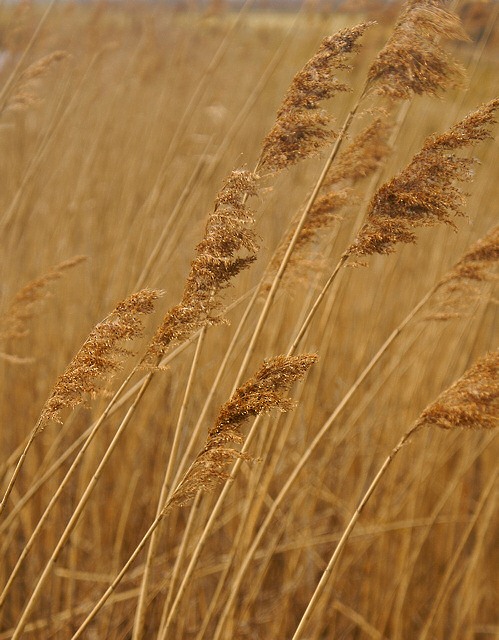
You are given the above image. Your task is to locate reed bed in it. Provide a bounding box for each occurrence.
[0,1,498,639]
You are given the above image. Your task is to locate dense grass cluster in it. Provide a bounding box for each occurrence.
[0,1,497,639]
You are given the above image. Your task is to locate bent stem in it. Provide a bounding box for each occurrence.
[0,419,43,518]
[291,425,421,640]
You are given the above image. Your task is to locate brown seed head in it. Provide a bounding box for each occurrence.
[143,170,259,366]
[348,99,499,257]
[415,350,499,431]
[42,289,163,423]
[264,117,392,289]
[260,22,373,172]
[0,256,87,342]
[164,354,317,511]
[367,0,468,100]
[3,51,69,114]
[429,225,499,319]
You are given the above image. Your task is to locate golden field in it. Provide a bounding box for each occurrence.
[0,1,497,638]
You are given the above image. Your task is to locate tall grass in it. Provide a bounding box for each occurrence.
[0,1,498,639]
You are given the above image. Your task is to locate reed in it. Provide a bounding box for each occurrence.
[0,1,497,638]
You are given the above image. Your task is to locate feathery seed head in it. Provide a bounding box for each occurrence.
[3,51,69,114]
[428,225,499,320]
[164,354,317,511]
[260,22,373,172]
[263,117,392,290]
[142,170,259,366]
[348,100,499,258]
[0,256,86,342]
[415,350,498,431]
[41,288,163,423]
[367,0,468,100]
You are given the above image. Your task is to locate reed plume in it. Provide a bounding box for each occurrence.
[165,354,317,512]
[142,170,259,366]
[430,223,499,319]
[322,115,393,186]
[0,288,162,517]
[42,288,162,423]
[440,224,499,287]
[348,99,499,258]
[2,50,68,114]
[265,116,392,287]
[415,349,498,432]
[0,256,86,343]
[366,0,468,100]
[260,22,373,173]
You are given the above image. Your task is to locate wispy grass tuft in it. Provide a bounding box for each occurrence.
[0,256,86,343]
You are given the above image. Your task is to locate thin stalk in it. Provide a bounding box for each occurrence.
[10,372,154,640]
[0,419,43,517]
[291,425,421,640]
[210,285,437,637]
[70,512,167,640]
[132,148,210,292]
[418,464,499,640]
[0,368,135,610]
[232,91,366,389]
[132,328,206,640]
[288,252,348,355]
[157,492,202,637]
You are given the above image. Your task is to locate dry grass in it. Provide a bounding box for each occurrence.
[0,1,498,639]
